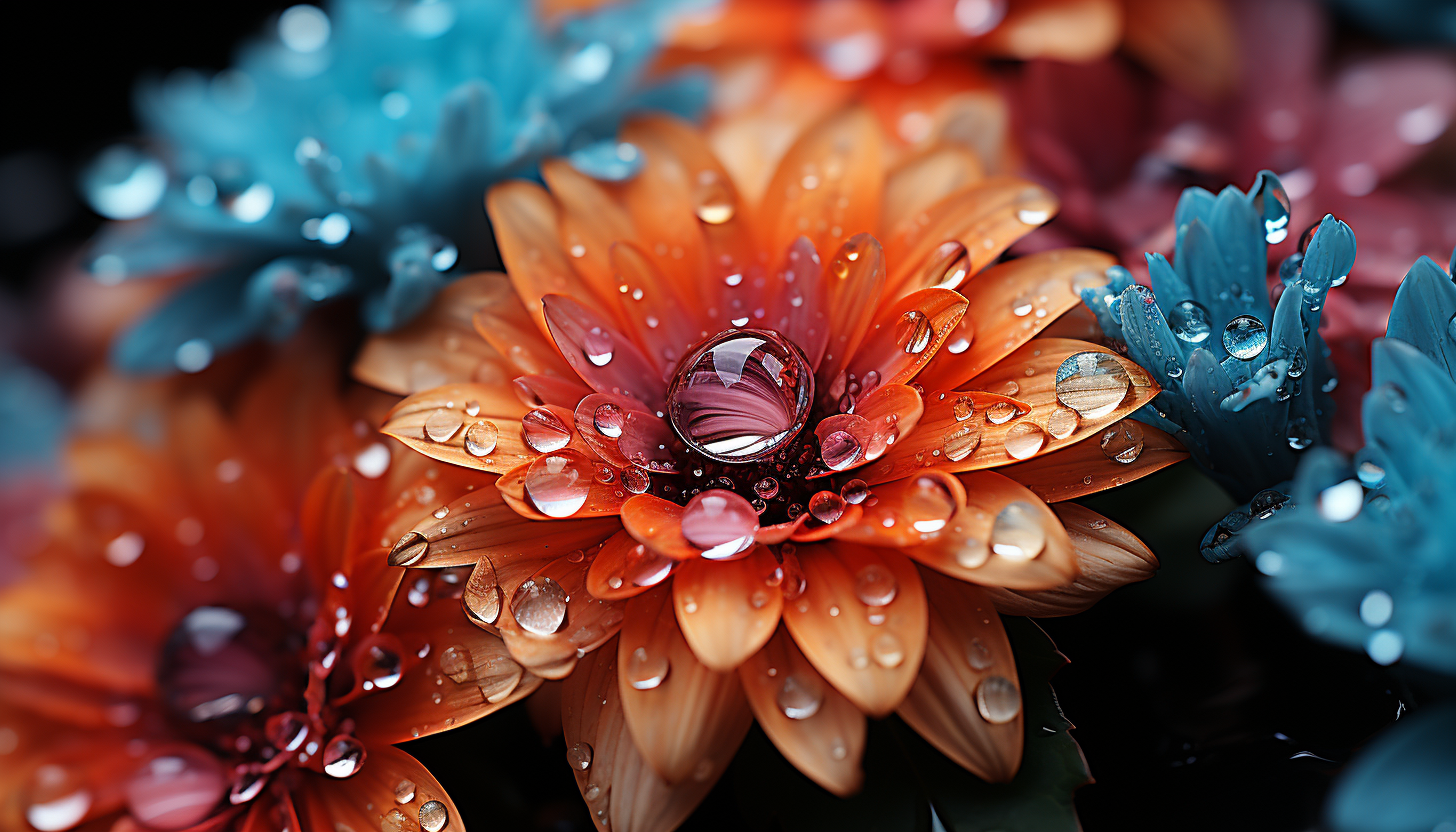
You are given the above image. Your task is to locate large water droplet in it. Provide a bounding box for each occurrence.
[626,646,670,690]
[322,736,366,778]
[524,454,590,518]
[1222,315,1268,360]
[965,638,994,670]
[24,767,92,832]
[871,632,905,668]
[567,742,594,771]
[621,467,650,494]
[985,401,1017,425]
[924,241,970,289]
[424,409,462,443]
[124,748,226,830]
[439,645,473,683]
[841,479,869,504]
[1055,352,1130,419]
[897,310,933,354]
[464,421,498,457]
[680,490,759,560]
[82,145,167,220]
[944,424,983,461]
[463,560,501,626]
[510,577,569,636]
[390,531,428,567]
[693,178,736,225]
[418,799,449,832]
[975,676,1021,724]
[522,408,572,453]
[1168,300,1212,344]
[1099,422,1144,464]
[820,429,862,471]
[1252,173,1292,244]
[776,673,824,719]
[853,564,897,607]
[667,329,813,462]
[990,502,1045,560]
[1003,423,1047,460]
[395,779,417,804]
[592,403,625,438]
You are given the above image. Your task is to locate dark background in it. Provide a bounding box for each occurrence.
[0,3,1421,830]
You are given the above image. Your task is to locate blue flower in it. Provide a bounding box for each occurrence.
[1243,254,1456,676]
[81,0,711,374]
[1079,172,1354,509]
[0,353,67,475]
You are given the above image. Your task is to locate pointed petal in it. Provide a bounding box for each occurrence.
[791,503,864,542]
[984,504,1157,617]
[561,642,746,832]
[760,237,831,367]
[739,627,867,796]
[353,272,518,395]
[863,339,1158,482]
[618,586,754,782]
[834,468,966,548]
[672,547,784,672]
[897,569,1022,783]
[816,234,887,390]
[497,553,625,678]
[292,746,460,832]
[757,108,883,264]
[882,145,984,230]
[1000,419,1187,502]
[857,389,1029,482]
[620,495,700,560]
[486,181,596,335]
[609,241,703,376]
[542,158,639,311]
[781,542,928,717]
[903,471,1077,591]
[379,385,543,474]
[542,293,667,412]
[914,248,1116,391]
[882,177,1057,297]
[513,451,631,520]
[843,288,967,398]
[388,484,619,569]
[515,374,595,409]
[586,530,679,601]
[473,295,577,380]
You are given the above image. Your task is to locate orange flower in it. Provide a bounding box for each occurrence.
[0,354,536,832]
[365,111,1179,829]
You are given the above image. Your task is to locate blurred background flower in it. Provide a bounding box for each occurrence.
[73,0,709,375]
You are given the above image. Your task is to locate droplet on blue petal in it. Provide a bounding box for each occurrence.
[279,5,331,53]
[175,339,214,373]
[1255,550,1283,575]
[82,145,167,220]
[1317,479,1362,522]
[567,141,643,182]
[186,175,217,206]
[1168,300,1212,344]
[1222,315,1268,360]
[1278,253,1303,285]
[316,212,350,245]
[1286,417,1314,450]
[1365,629,1403,665]
[1250,171,1291,245]
[294,137,324,164]
[1355,461,1385,488]
[1359,590,1393,627]
[389,225,458,279]
[224,182,274,224]
[380,91,411,120]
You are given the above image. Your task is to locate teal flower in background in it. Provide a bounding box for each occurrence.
[81,0,710,374]
[1079,173,1353,508]
[1241,255,1456,832]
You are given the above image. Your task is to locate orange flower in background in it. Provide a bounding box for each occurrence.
[0,354,537,832]
[363,110,1178,829]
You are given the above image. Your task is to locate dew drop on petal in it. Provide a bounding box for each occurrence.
[524,454,589,518]
[394,779,416,804]
[418,799,449,832]
[990,502,1046,560]
[755,477,780,499]
[680,490,759,559]
[510,577,568,636]
[943,424,982,462]
[853,564,897,607]
[820,430,861,470]
[975,676,1021,724]
[464,422,498,457]
[897,310,933,354]
[924,241,970,289]
[965,637,993,670]
[124,748,226,830]
[871,632,905,668]
[521,408,572,453]
[621,467,650,494]
[626,646,670,690]
[1003,423,1047,460]
[567,742,594,771]
[1055,352,1130,419]
[667,330,813,462]
[1222,315,1268,360]
[321,736,365,778]
[985,402,1017,425]
[1318,479,1363,522]
[1099,422,1144,464]
[424,409,462,443]
[1046,407,1079,439]
[776,674,823,719]
[592,403,625,438]
[840,479,869,504]
[808,491,846,524]
[1168,300,1213,344]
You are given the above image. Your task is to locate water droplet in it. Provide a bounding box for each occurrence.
[897,310,933,354]
[463,560,501,626]
[1286,417,1315,450]
[871,632,905,668]
[389,531,428,567]
[755,477,780,499]
[395,779,416,804]
[439,645,472,683]
[424,409,462,443]
[807,490,846,524]
[667,329,813,462]
[510,578,568,636]
[463,421,498,457]
[1010,293,1033,317]
[567,742,594,771]
[693,179,736,225]
[322,736,366,778]
[621,467,650,494]
[1055,352,1130,419]
[626,646,670,690]
[522,408,572,453]
[820,430,862,471]
[681,490,758,559]
[1356,461,1386,488]
[1359,590,1394,628]
[83,145,167,220]
[1252,172,1292,244]
[847,647,870,670]
[1222,315,1268,360]
[525,454,590,518]
[985,402,1017,425]
[966,638,993,670]
[593,403,625,438]
[1099,422,1144,463]
[841,479,869,504]
[942,424,983,462]
[1167,300,1212,344]
[990,502,1046,560]
[924,241,970,289]
[952,396,975,421]
[418,799,449,832]
[776,673,824,719]
[124,748,226,830]
[1317,479,1362,522]
[853,564,897,607]
[1003,423,1047,460]
[975,676,1021,723]
[1046,407,1079,439]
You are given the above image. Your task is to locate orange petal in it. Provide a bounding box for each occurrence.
[984,504,1158,617]
[816,234,887,389]
[897,569,1022,783]
[671,547,784,672]
[388,484,619,569]
[542,158,639,312]
[853,383,925,459]
[608,241,704,376]
[472,294,577,380]
[1000,419,1187,502]
[862,339,1158,482]
[1035,302,1105,342]
[620,495,699,560]
[561,641,747,832]
[915,248,1116,391]
[617,586,754,782]
[882,145,984,231]
[983,0,1122,62]
[834,468,966,549]
[353,272,519,395]
[617,118,710,299]
[755,514,809,544]
[882,177,1057,297]
[739,626,867,796]
[542,293,668,412]
[292,745,460,832]
[379,384,547,474]
[496,553,626,678]
[575,393,655,470]
[903,471,1077,591]
[586,530,679,601]
[843,287,966,397]
[757,108,883,265]
[350,586,541,743]
[511,451,631,520]
[486,180,597,334]
[1122,0,1238,99]
[781,542,928,717]
[790,503,864,542]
